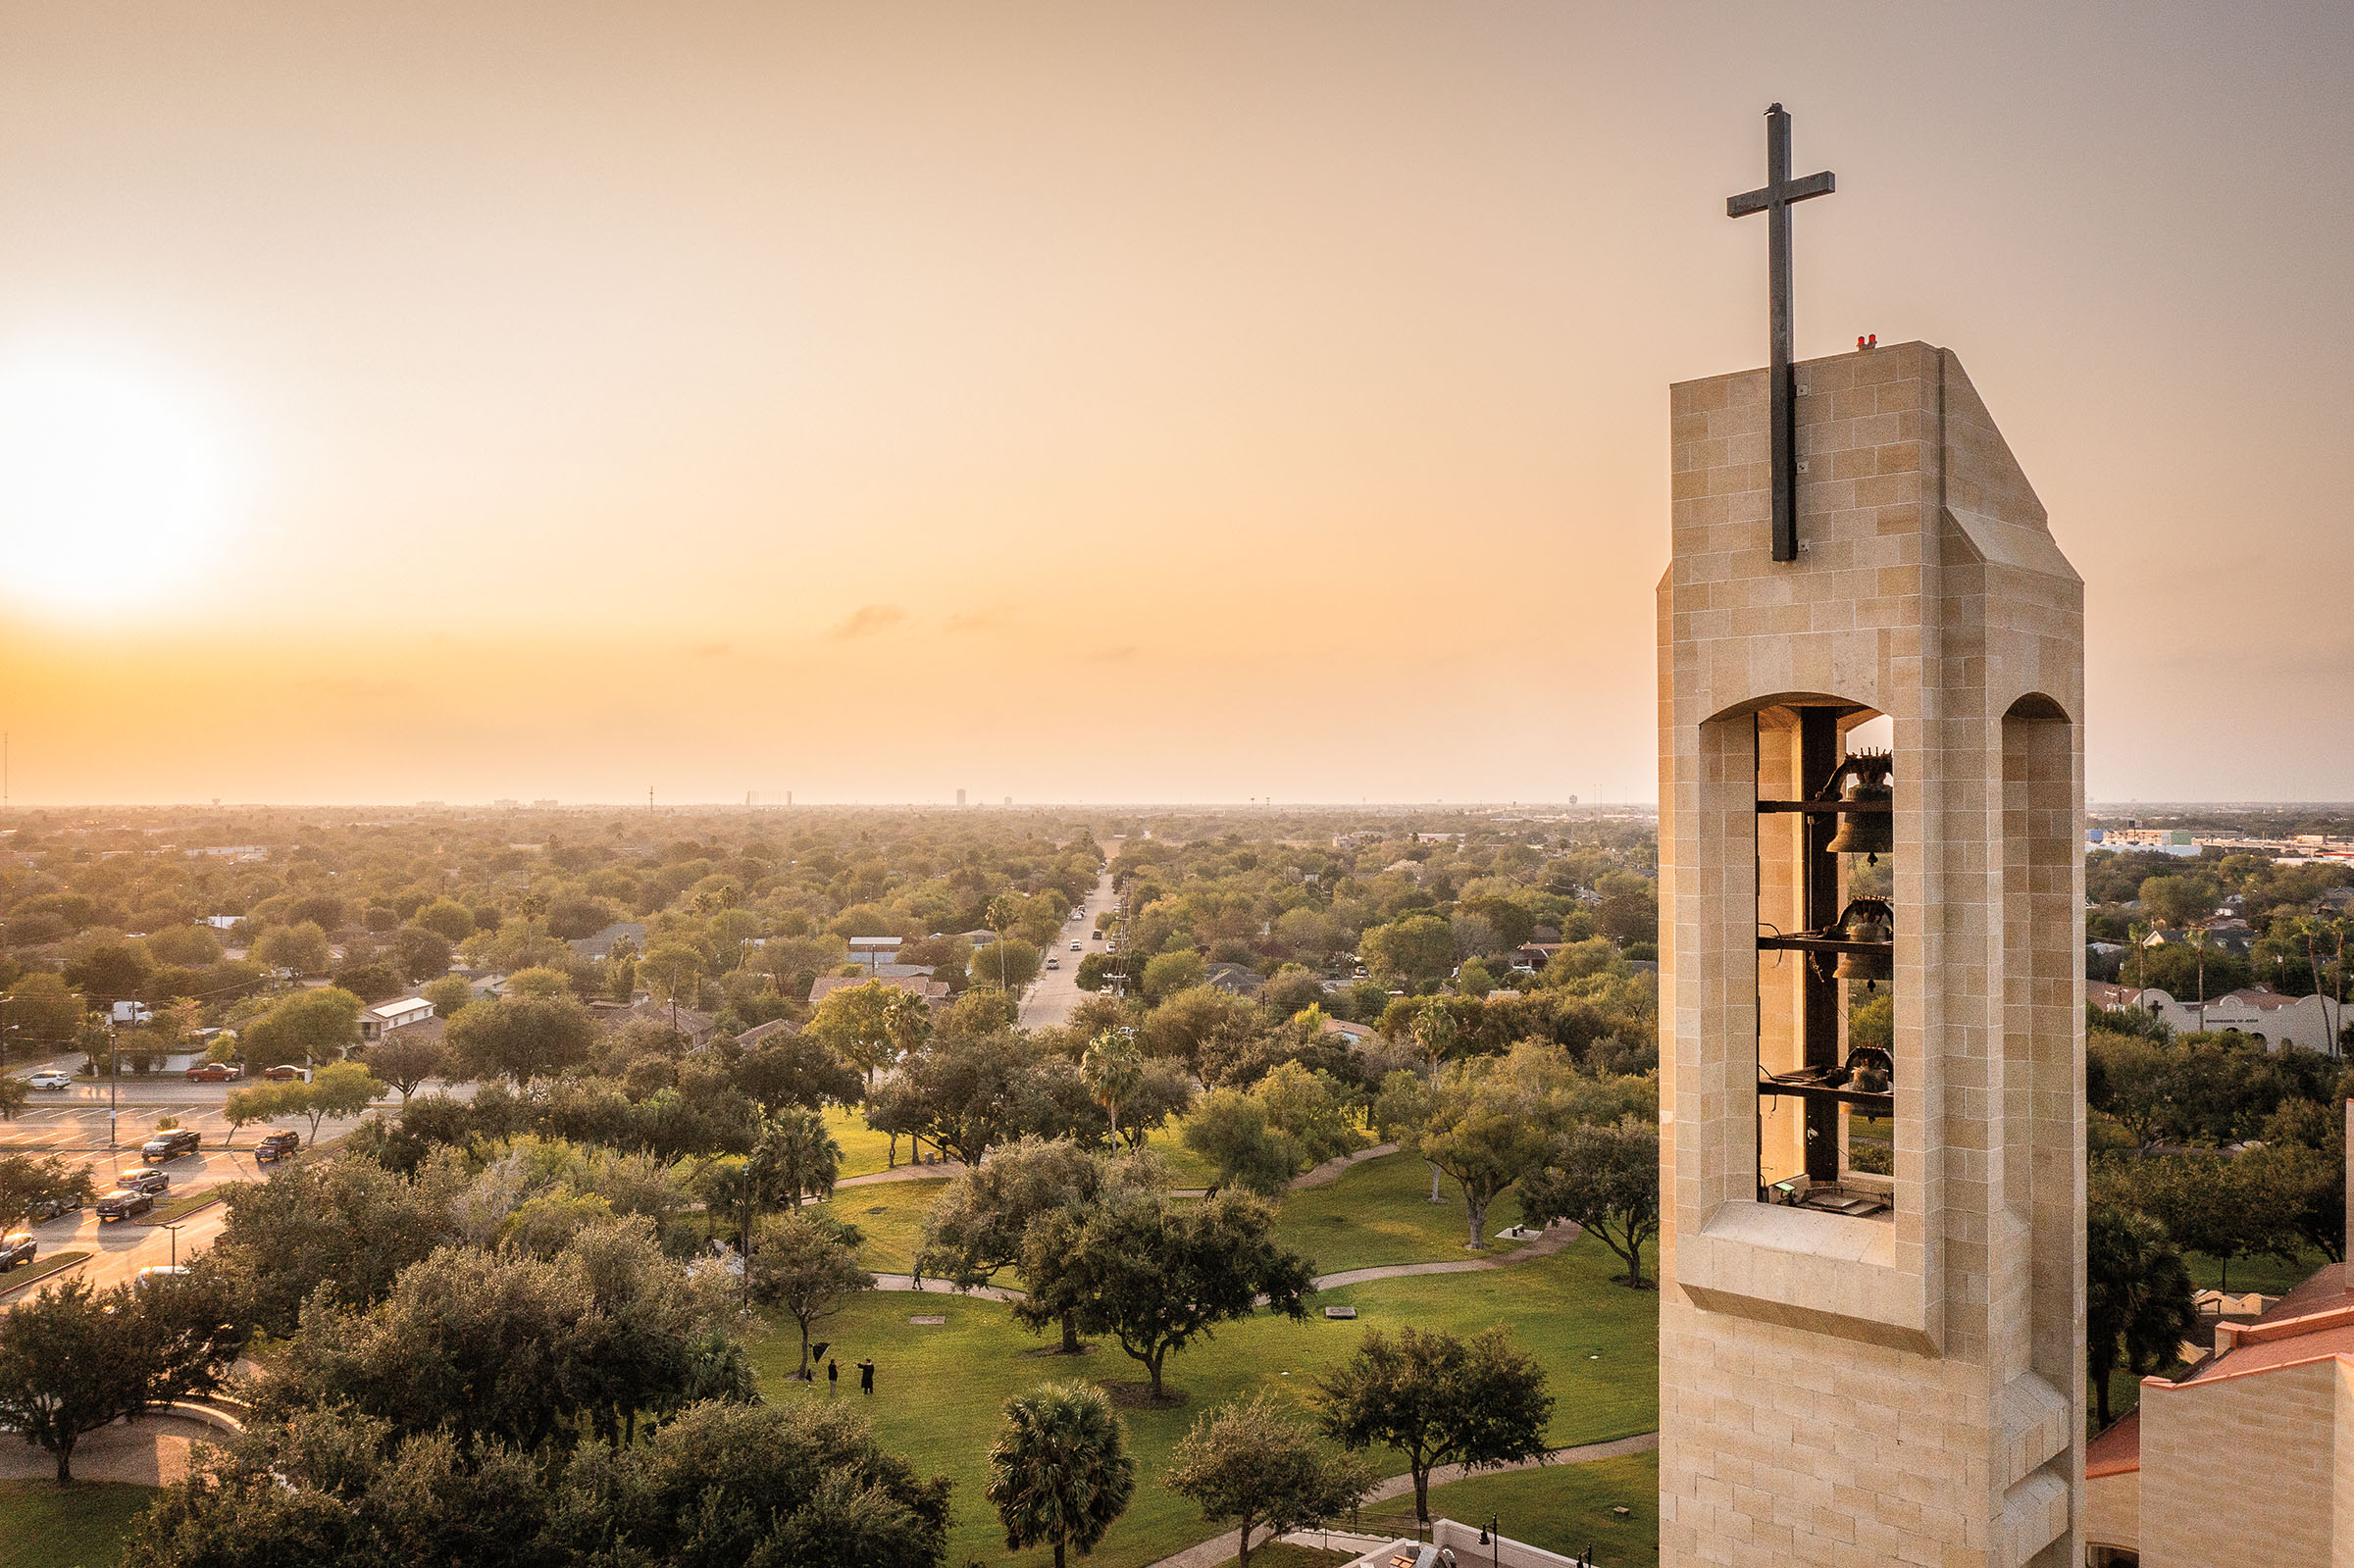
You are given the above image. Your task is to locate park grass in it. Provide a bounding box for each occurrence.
[810,1177,946,1275]
[2185,1243,2326,1296]
[1356,1449,1660,1562]
[824,1103,897,1179]
[1271,1150,1528,1274]
[0,1479,156,1568]
[747,1227,1659,1568]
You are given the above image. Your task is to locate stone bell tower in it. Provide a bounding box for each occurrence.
[1654,338,2086,1566]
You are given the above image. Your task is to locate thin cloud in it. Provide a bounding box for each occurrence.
[829,604,907,641]
[945,607,1010,634]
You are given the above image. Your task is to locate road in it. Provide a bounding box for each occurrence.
[1019,868,1116,1031]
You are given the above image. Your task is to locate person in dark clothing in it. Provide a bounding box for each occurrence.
[827,1358,839,1391]
[858,1358,875,1393]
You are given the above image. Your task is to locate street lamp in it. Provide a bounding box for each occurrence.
[1477,1516,1500,1568]
[165,1221,183,1271]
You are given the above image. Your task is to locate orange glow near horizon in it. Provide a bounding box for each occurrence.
[2,3,2350,804]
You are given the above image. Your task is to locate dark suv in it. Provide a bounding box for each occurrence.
[141,1128,202,1162]
[0,1234,34,1270]
[254,1130,302,1164]
[117,1167,171,1196]
[26,1194,82,1225]
[96,1189,155,1222]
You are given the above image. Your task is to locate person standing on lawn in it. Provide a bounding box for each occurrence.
[859,1357,875,1394]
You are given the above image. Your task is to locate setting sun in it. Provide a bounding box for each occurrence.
[0,351,239,615]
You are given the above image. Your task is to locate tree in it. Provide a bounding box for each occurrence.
[1519,1119,1661,1287]
[751,1210,876,1378]
[222,1079,299,1145]
[254,920,333,976]
[918,1137,1154,1353]
[207,1154,458,1333]
[971,937,1043,994]
[1183,1089,1301,1196]
[2093,1153,2296,1292]
[413,898,477,942]
[1080,1032,1146,1147]
[0,1274,238,1483]
[1139,949,1206,1004]
[0,1153,95,1233]
[2086,1203,2198,1428]
[388,925,454,984]
[558,1398,950,1568]
[0,1076,25,1122]
[3,974,84,1049]
[362,1030,448,1102]
[421,974,476,1017]
[1018,1189,1312,1401]
[889,1031,1053,1168]
[333,962,404,1003]
[763,1103,844,1209]
[1594,871,1659,947]
[445,994,596,1085]
[2140,873,2224,932]
[985,1382,1137,1568]
[1315,1325,1554,1525]
[639,940,706,1003]
[241,986,364,1071]
[294,1061,387,1138]
[1399,1055,1556,1249]
[809,980,901,1085]
[1360,916,1455,986]
[732,1032,862,1114]
[1165,1392,1377,1568]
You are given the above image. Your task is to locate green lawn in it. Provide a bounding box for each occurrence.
[825,1104,898,1180]
[1356,1449,1659,1563]
[1270,1151,1527,1274]
[0,1479,156,1568]
[810,1177,947,1275]
[2185,1244,2326,1296]
[1143,1128,1220,1189]
[747,1228,1659,1568]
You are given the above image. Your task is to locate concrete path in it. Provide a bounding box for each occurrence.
[1289,1142,1399,1190]
[1309,1219,1581,1291]
[868,1217,1581,1304]
[838,1160,963,1189]
[1142,1432,1661,1568]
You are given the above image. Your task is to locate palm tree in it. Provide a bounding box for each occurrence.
[2087,1203,2198,1428]
[985,1382,1138,1568]
[1081,1032,1145,1149]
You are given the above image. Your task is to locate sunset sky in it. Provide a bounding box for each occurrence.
[0,2,2348,805]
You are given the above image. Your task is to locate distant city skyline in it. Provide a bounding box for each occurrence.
[1,3,2348,805]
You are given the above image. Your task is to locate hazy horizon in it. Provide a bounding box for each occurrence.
[3,3,2349,806]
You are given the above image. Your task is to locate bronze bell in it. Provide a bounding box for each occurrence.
[1828,896,1894,987]
[1822,750,1894,862]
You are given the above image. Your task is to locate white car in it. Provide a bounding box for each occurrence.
[1045,957,1060,970]
[1070,941,1083,952]
[25,1071,71,1090]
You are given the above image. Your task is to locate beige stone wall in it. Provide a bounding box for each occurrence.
[1658,343,2085,1567]
[2138,1358,2344,1563]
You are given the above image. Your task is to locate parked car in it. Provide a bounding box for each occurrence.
[133,1266,189,1288]
[117,1167,172,1196]
[1092,933,1103,942]
[184,1061,242,1083]
[25,1070,71,1090]
[1070,940,1083,951]
[262,1064,308,1082]
[1045,957,1060,970]
[0,1234,34,1270]
[26,1194,81,1224]
[254,1130,302,1164]
[96,1189,155,1222]
[141,1129,202,1162]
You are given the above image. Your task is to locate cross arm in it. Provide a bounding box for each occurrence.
[1725,170,1835,218]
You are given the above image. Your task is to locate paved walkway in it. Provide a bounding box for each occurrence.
[869,1216,1581,1303]
[1142,1432,1661,1568]
[839,1159,964,1189]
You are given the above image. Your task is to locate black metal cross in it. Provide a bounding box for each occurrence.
[1727,104,1833,563]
